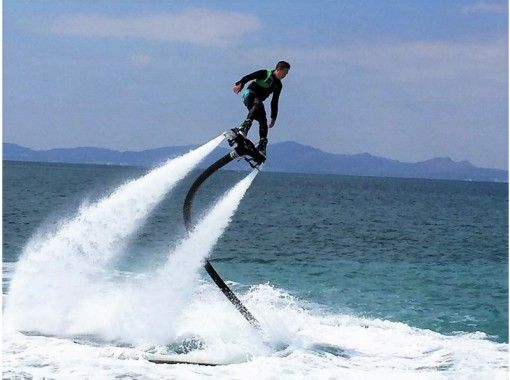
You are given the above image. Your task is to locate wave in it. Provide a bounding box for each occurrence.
[4,276,507,379]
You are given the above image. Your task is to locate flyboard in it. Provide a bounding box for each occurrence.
[149,129,265,366]
[148,357,220,366]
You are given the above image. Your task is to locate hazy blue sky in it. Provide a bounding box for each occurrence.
[4,0,508,169]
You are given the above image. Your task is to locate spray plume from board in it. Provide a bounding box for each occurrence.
[4,135,224,334]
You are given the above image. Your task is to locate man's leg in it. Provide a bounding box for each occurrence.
[233,92,268,155]
[238,92,265,136]
[252,104,268,155]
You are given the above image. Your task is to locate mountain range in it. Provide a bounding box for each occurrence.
[3,142,507,183]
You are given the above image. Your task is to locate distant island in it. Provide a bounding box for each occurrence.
[3,142,507,183]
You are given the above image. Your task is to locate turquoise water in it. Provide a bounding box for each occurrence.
[3,160,507,345]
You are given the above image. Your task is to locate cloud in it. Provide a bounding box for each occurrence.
[461,2,507,14]
[42,9,260,47]
[245,37,508,97]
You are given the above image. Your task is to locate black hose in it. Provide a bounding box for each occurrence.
[183,152,261,329]
[183,153,233,231]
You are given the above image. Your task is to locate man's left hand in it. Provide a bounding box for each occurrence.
[233,83,243,94]
[269,119,276,128]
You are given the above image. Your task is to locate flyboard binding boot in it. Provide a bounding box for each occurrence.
[226,134,266,169]
[228,119,252,146]
[257,138,268,157]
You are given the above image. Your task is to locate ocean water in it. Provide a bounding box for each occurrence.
[2,153,508,379]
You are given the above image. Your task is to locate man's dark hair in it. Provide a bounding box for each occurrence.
[275,61,291,70]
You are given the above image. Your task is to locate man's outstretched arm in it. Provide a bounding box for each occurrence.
[233,70,267,93]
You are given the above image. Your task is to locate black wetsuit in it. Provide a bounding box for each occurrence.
[235,69,282,139]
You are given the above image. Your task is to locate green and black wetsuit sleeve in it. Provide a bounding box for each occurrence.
[235,70,268,86]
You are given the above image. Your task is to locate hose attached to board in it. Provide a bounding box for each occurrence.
[183,152,261,329]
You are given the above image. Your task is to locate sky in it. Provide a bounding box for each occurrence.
[3,0,508,169]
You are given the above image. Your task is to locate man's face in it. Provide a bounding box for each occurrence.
[274,68,289,80]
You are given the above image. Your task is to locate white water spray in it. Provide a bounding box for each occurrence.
[58,169,260,344]
[5,135,224,333]
[144,169,260,342]
[162,168,259,275]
